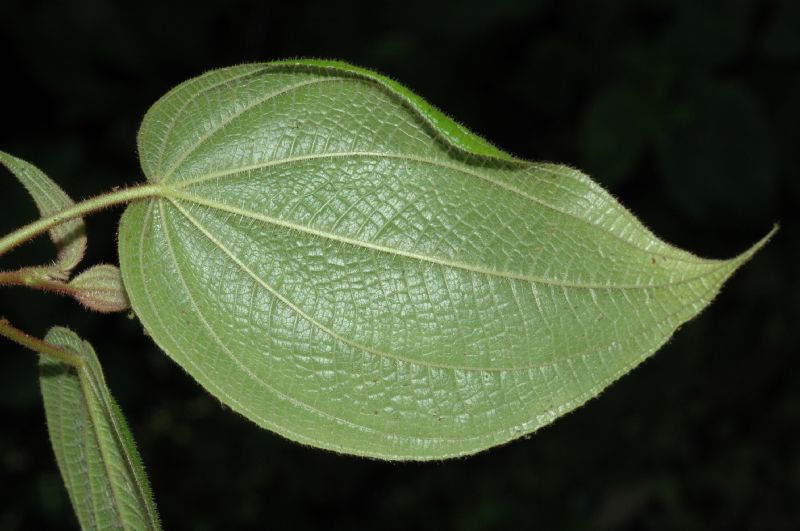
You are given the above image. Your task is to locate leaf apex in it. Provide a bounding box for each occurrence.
[729,224,778,268]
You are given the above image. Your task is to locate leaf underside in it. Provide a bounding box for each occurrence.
[118,60,770,460]
[0,151,86,271]
[39,327,160,530]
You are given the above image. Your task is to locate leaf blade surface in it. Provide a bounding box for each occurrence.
[119,62,769,459]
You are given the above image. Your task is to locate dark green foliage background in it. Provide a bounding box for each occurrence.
[1,0,797,529]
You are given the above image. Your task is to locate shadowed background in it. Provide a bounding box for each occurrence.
[0,0,797,529]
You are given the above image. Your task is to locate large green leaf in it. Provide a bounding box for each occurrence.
[39,327,160,530]
[0,151,86,272]
[118,61,770,460]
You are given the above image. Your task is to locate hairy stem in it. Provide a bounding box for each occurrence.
[0,265,77,294]
[0,317,82,366]
[0,184,163,258]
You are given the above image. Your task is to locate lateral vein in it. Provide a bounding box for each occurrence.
[168,154,706,267]
[158,77,345,183]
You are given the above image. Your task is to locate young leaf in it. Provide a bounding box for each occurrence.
[118,61,771,460]
[70,264,131,313]
[39,327,160,530]
[0,151,87,272]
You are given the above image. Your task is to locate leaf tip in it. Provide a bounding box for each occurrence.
[730,224,778,267]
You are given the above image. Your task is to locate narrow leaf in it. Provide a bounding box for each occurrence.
[0,151,87,272]
[70,264,131,313]
[119,61,772,460]
[39,327,160,530]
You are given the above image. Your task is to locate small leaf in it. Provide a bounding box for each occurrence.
[119,61,772,460]
[70,264,131,313]
[39,327,161,530]
[0,151,87,272]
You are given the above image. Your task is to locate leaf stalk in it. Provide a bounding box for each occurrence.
[0,317,83,366]
[0,265,73,292]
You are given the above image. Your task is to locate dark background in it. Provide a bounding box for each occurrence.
[1,0,797,529]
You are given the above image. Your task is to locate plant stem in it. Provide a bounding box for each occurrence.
[0,317,82,367]
[0,184,163,258]
[0,265,77,294]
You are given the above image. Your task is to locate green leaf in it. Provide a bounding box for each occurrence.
[0,151,87,272]
[39,327,160,530]
[118,61,772,460]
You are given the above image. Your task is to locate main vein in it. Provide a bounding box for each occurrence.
[163,198,727,373]
[163,190,727,290]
